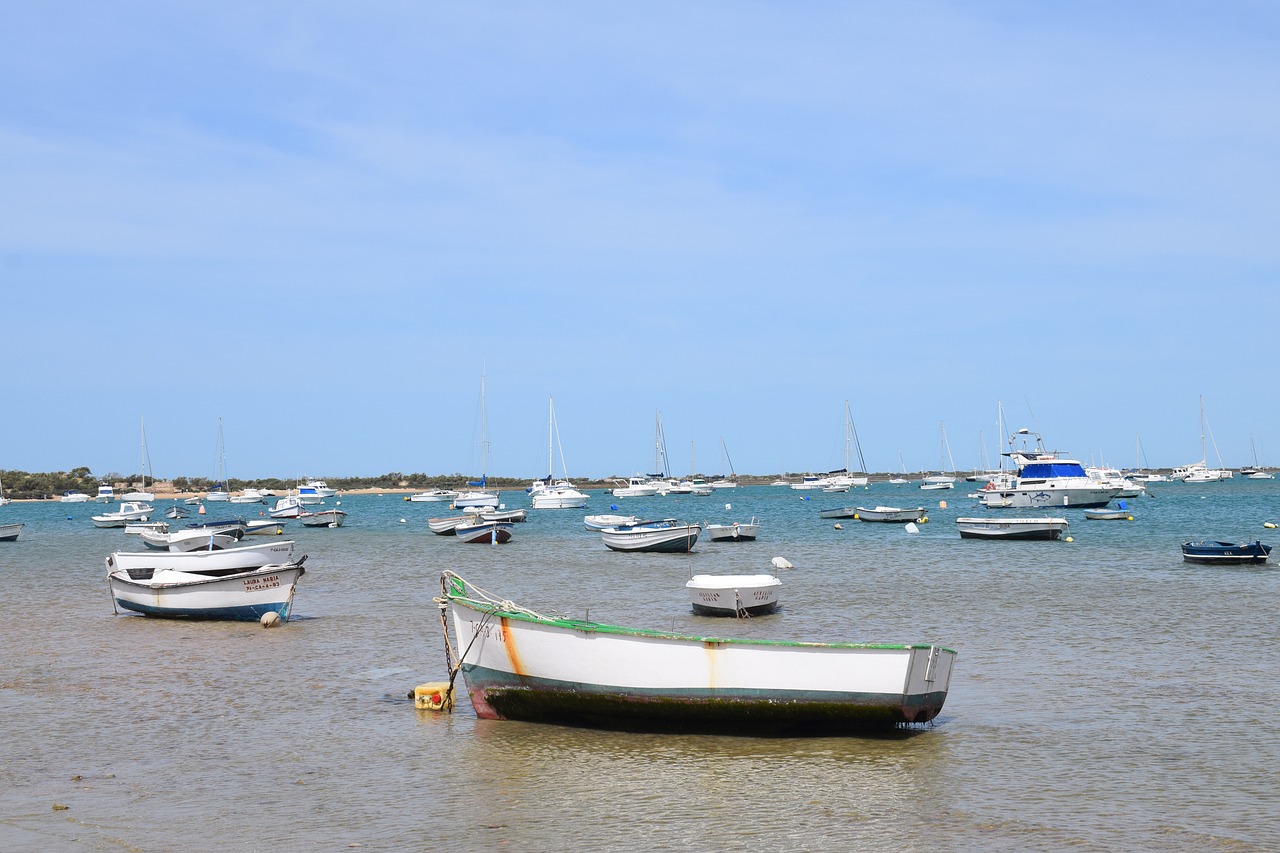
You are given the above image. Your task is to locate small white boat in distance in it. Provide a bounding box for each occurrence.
[440,572,957,733]
[269,496,305,518]
[611,476,660,498]
[530,481,590,509]
[0,522,23,542]
[854,506,927,523]
[687,574,781,616]
[584,514,641,531]
[108,560,306,621]
[408,489,459,502]
[956,517,1069,540]
[91,502,155,528]
[300,509,346,528]
[705,518,761,542]
[1084,508,1133,521]
[60,491,91,503]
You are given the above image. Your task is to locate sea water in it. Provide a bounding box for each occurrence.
[1,482,1278,851]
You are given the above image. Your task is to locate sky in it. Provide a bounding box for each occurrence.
[3,2,1279,482]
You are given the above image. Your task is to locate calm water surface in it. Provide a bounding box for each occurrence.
[2,483,1278,851]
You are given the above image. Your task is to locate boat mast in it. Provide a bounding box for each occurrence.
[546,396,554,480]
[139,415,152,490]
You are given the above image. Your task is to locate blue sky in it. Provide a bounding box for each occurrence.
[3,2,1278,481]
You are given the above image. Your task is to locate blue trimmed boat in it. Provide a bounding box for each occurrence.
[1181,540,1271,564]
[438,572,957,734]
[108,559,306,621]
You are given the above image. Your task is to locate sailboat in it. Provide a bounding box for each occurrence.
[121,416,156,501]
[0,471,10,506]
[921,421,957,490]
[710,438,738,489]
[206,419,231,501]
[889,451,909,485]
[1242,435,1274,479]
[528,397,588,509]
[454,374,501,510]
[1172,397,1232,482]
[1129,434,1168,483]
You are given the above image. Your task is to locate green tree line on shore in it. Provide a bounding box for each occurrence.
[0,469,648,499]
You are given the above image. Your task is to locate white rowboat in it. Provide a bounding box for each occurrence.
[440,572,957,733]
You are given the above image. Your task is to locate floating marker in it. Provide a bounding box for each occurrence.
[725,503,731,511]
[834,523,843,530]
[771,556,793,569]
[904,522,919,534]
[399,518,407,524]
[939,500,947,509]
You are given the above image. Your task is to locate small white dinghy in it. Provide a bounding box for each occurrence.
[686,573,782,616]
[583,514,640,531]
[705,518,761,542]
[139,527,243,552]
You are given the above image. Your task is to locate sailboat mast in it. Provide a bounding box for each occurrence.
[547,395,554,480]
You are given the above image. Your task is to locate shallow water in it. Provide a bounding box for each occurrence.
[2,482,1278,850]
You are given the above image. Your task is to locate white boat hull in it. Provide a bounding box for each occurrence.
[531,489,589,509]
[980,485,1119,508]
[854,506,927,523]
[583,514,640,531]
[300,510,346,528]
[955,517,1069,540]
[686,574,781,616]
[109,563,305,621]
[0,522,23,542]
[453,491,501,509]
[600,522,701,552]
[442,573,956,733]
[139,528,242,552]
[705,521,760,542]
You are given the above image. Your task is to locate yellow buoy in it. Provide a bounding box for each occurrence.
[1064,536,1073,542]
[852,514,859,520]
[920,516,928,523]
[413,682,454,712]
[1127,516,1134,521]
[1265,522,1277,529]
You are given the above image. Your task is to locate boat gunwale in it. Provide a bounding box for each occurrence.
[446,593,952,654]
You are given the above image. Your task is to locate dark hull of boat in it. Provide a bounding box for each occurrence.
[1181,541,1271,564]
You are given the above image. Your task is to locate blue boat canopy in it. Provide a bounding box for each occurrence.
[1020,462,1087,478]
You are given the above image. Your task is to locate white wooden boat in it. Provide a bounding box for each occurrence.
[123,521,168,535]
[300,509,346,528]
[465,507,527,523]
[854,506,927,523]
[428,515,472,535]
[91,502,154,528]
[108,560,306,621]
[164,503,191,520]
[439,572,957,733]
[244,519,286,536]
[955,517,1069,540]
[584,514,640,531]
[686,574,781,616]
[229,489,266,504]
[454,519,513,544]
[106,540,297,576]
[140,527,243,552]
[600,519,701,553]
[818,505,860,519]
[705,518,760,542]
[408,489,459,502]
[0,522,23,542]
[1084,508,1133,521]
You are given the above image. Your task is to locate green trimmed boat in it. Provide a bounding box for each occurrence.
[438,572,957,734]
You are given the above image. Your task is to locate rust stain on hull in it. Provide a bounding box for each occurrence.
[500,617,525,677]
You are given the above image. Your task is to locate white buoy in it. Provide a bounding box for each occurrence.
[771,556,794,570]
[399,518,407,524]
[260,611,281,628]
[834,523,843,530]
[1265,522,1277,529]
[725,503,732,511]
[904,522,919,534]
